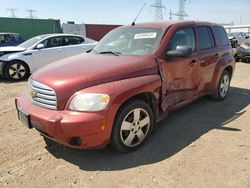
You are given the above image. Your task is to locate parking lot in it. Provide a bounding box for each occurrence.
[0,61,249,187]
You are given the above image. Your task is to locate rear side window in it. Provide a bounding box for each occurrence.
[64,36,84,46]
[198,26,214,50]
[212,26,229,46]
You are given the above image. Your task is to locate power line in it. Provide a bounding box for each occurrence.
[26,9,36,19]
[6,8,18,18]
[150,0,166,21]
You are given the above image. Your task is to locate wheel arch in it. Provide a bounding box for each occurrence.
[115,92,158,123]
[224,65,233,80]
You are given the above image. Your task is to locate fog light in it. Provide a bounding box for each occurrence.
[69,137,83,146]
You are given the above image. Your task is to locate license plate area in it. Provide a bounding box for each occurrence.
[18,109,32,129]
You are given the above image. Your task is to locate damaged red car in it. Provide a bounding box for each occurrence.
[16,21,235,152]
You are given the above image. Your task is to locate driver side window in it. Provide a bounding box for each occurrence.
[168,27,195,51]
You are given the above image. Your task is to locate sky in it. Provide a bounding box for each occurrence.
[0,0,249,25]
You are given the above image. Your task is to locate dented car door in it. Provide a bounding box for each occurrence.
[157,26,201,112]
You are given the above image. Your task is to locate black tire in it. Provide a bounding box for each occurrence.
[234,54,240,62]
[3,61,29,81]
[42,136,56,147]
[210,70,231,101]
[111,99,154,152]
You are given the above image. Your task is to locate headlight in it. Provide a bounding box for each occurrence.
[240,44,250,49]
[69,93,110,111]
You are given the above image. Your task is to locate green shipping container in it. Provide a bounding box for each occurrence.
[0,17,62,40]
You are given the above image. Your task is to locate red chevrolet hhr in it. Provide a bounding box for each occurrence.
[16,21,235,152]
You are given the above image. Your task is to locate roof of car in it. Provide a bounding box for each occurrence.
[121,21,222,30]
[37,33,84,38]
[0,32,20,35]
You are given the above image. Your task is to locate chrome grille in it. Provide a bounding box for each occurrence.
[29,79,57,110]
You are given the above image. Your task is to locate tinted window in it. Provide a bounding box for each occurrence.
[42,37,63,48]
[198,27,214,50]
[64,36,84,46]
[213,26,229,46]
[168,27,195,51]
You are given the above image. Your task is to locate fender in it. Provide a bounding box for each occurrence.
[65,75,162,141]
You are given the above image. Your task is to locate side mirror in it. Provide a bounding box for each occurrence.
[246,36,249,39]
[36,43,45,49]
[167,45,193,57]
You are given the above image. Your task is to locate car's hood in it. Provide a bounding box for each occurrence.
[0,46,26,57]
[0,46,26,52]
[31,53,158,109]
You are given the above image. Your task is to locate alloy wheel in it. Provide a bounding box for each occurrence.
[120,108,150,147]
[220,74,230,98]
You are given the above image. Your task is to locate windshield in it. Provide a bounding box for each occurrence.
[18,35,48,48]
[93,27,163,56]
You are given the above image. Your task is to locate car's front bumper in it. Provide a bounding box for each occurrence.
[237,47,250,58]
[15,94,111,149]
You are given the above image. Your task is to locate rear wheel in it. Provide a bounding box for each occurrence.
[111,99,154,152]
[3,61,29,81]
[210,70,231,101]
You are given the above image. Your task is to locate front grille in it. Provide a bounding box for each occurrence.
[29,79,57,110]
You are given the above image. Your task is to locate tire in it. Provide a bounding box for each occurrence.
[234,54,240,62]
[42,136,56,147]
[111,99,154,152]
[210,70,231,101]
[3,61,29,81]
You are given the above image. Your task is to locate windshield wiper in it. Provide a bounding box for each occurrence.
[99,51,121,56]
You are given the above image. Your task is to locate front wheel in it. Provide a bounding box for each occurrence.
[3,61,29,81]
[111,99,154,152]
[210,70,231,101]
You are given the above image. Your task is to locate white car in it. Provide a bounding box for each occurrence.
[0,34,97,81]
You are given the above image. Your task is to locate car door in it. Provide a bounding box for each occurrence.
[30,36,66,70]
[63,36,88,58]
[196,26,218,93]
[157,26,202,112]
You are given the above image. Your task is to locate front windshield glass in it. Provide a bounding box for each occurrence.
[18,35,48,48]
[93,27,163,56]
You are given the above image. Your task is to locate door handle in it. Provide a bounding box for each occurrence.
[57,49,63,52]
[22,52,32,56]
[189,60,197,66]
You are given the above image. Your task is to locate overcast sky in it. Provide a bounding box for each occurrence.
[0,0,249,25]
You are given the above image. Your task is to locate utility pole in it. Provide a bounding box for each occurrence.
[6,8,18,18]
[26,9,36,19]
[150,0,166,21]
[174,0,188,20]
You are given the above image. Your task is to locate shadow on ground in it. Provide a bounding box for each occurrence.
[45,86,250,171]
[0,75,28,84]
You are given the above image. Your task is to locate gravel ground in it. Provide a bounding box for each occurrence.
[0,62,250,188]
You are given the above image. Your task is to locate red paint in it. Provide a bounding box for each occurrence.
[16,21,235,149]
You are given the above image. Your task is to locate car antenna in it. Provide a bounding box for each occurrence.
[132,1,147,26]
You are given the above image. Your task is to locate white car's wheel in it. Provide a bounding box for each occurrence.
[4,61,29,81]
